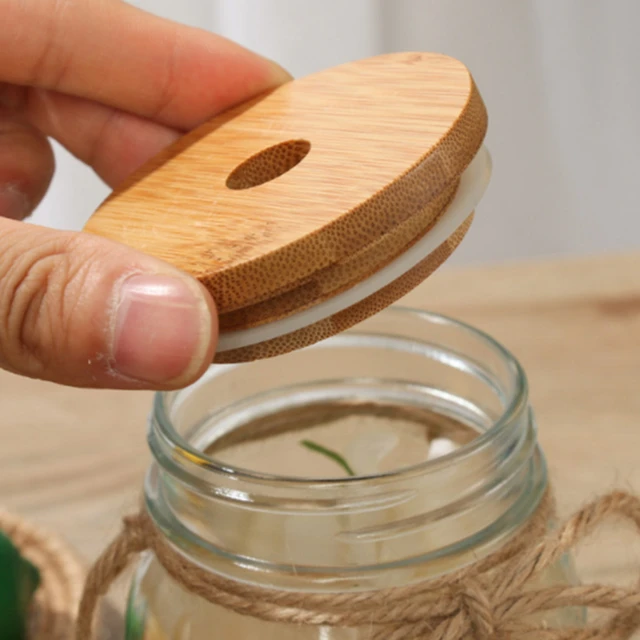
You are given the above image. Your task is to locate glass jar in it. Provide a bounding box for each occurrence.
[125,307,584,640]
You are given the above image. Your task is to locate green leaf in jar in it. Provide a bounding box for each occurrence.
[300,440,356,477]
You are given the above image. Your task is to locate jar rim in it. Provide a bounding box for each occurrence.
[151,307,529,485]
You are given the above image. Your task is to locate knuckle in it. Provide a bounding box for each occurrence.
[0,229,83,375]
[87,109,125,170]
[147,25,180,121]
[29,0,74,88]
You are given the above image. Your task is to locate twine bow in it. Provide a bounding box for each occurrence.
[76,490,640,639]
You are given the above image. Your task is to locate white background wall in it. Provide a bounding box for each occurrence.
[31,0,640,266]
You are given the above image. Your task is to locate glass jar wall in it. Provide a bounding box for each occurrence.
[125,308,584,639]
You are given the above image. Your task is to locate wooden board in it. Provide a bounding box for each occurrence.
[1,252,639,632]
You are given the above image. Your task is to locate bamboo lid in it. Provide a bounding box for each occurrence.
[84,52,490,363]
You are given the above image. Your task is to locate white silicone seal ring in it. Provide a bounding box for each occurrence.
[217,145,492,353]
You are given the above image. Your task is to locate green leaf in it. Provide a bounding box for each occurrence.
[0,530,40,640]
[300,440,356,477]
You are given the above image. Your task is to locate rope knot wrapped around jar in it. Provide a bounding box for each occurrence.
[75,488,640,640]
[456,578,496,639]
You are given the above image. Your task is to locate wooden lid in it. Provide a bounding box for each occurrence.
[84,52,488,362]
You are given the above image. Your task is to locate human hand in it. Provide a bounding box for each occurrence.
[0,0,290,389]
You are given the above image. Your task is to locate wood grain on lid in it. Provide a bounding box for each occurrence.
[84,52,487,330]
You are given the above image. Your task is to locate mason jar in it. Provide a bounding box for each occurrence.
[124,307,584,639]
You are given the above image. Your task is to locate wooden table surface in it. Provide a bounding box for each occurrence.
[1,252,640,627]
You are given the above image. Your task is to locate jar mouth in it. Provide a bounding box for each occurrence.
[151,307,529,485]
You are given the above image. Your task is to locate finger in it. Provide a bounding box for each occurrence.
[2,0,290,130]
[0,108,54,219]
[0,217,218,389]
[26,89,181,188]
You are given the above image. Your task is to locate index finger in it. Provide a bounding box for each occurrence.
[1,0,290,129]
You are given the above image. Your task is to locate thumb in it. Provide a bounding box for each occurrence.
[0,217,217,389]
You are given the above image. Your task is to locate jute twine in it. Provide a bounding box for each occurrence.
[0,509,85,640]
[75,489,640,640]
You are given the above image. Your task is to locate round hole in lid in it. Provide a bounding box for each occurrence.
[226,139,311,190]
